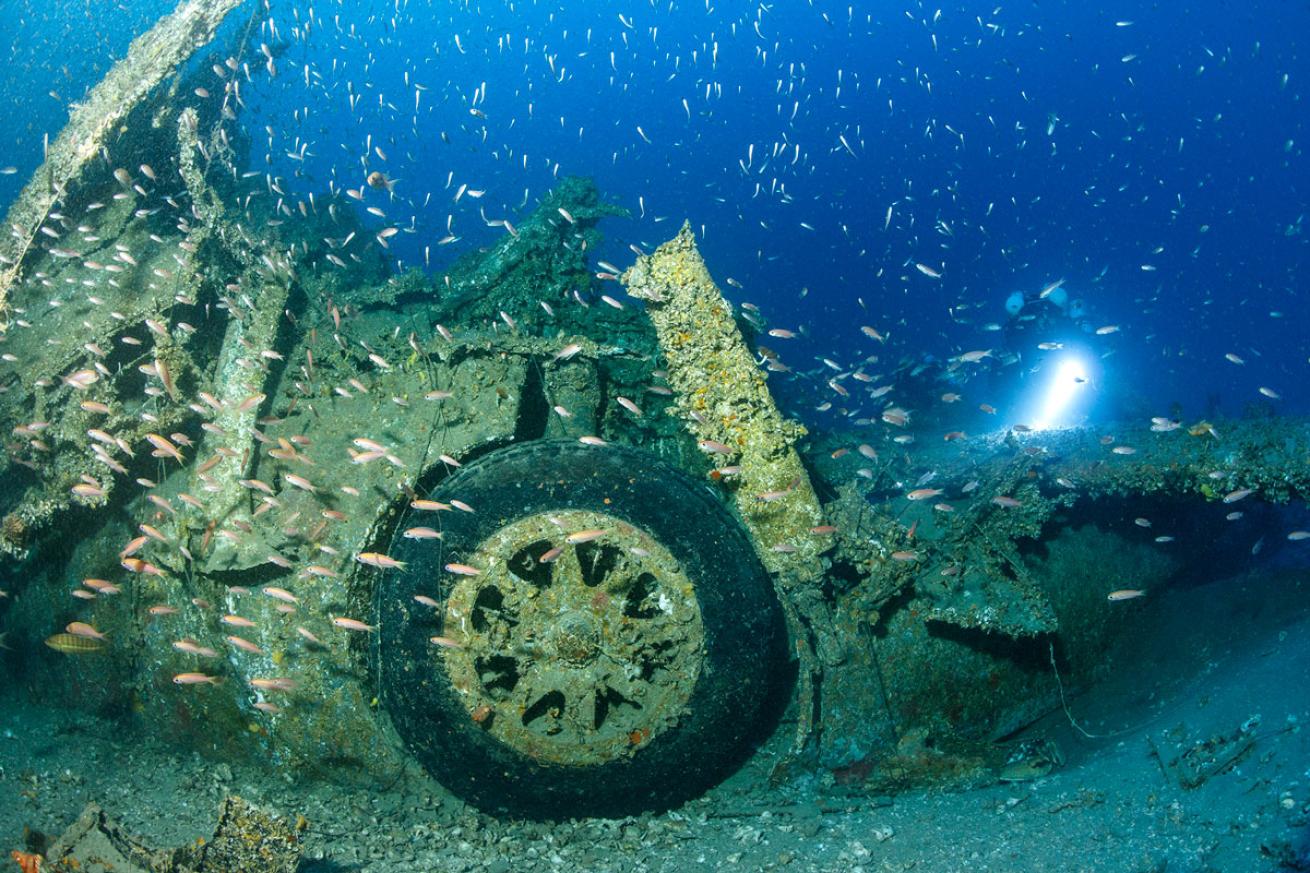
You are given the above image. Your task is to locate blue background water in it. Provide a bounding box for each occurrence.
[2,0,1307,429]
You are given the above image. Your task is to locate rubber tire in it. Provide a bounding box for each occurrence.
[378,440,786,819]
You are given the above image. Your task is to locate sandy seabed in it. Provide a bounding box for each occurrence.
[2,567,1308,873]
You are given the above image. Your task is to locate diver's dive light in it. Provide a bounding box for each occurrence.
[1029,355,1090,430]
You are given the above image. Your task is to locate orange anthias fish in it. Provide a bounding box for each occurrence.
[11,850,43,873]
[356,552,406,570]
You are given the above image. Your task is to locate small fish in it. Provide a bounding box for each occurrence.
[992,496,1022,508]
[402,527,443,540]
[63,368,100,389]
[890,550,919,561]
[250,677,298,691]
[45,633,105,654]
[283,473,317,492]
[356,552,407,570]
[1107,589,1146,602]
[173,672,222,685]
[145,433,184,462]
[226,635,264,654]
[553,343,583,361]
[71,482,107,499]
[262,587,299,604]
[698,439,733,455]
[236,393,266,412]
[1222,488,1254,504]
[412,499,451,511]
[1288,531,1310,541]
[82,579,120,595]
[332,616,375,632]
[565,529,607,545]
[906,488,943,501]
[173,639,218,658]
[429,635,463,649]
[65,622,107,640]
[914,263,942,279]
[445,562,481,576]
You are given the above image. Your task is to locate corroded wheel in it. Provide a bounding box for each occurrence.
[442,509,706,765]
[378,441,786,818]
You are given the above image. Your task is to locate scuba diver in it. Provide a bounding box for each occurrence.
[1001,281,1092,352]
[997,281,1106,427]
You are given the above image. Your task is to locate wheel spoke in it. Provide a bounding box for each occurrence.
[553,542,585,591]
[598,667,642,702]
[566,688,599,734]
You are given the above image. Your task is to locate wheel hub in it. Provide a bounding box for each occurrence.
[547,613,601,666]
[435,509,705,765]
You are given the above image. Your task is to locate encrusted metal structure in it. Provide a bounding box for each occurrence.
[2,2,1308,810]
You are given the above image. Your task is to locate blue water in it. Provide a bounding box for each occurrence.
[2,0,1307,427]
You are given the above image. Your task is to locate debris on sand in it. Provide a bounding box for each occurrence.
[41,796,302,873]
